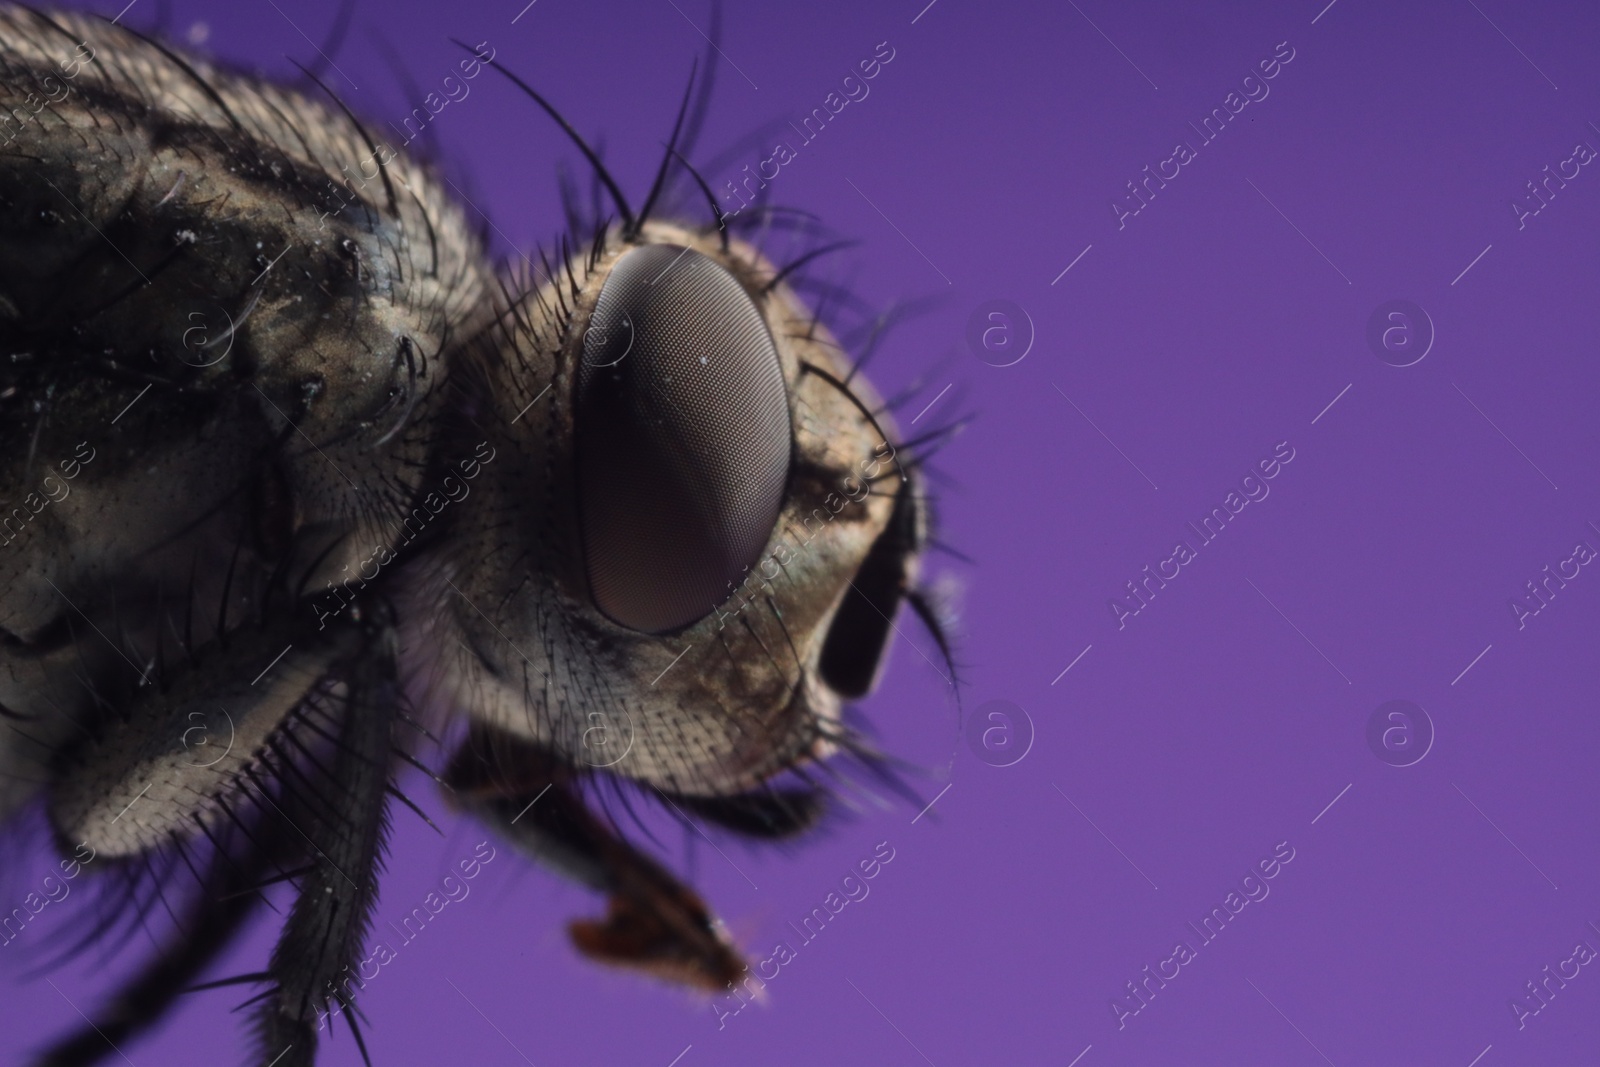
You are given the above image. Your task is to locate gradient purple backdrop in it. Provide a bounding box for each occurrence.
[4,1,1600,1064]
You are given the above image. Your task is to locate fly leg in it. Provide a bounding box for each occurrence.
[443,724,748,992]
[250,600,399,1067]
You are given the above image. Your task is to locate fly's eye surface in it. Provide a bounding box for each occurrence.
[574,243,790,634]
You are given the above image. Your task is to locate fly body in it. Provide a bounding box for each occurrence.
[0,9,949,1065]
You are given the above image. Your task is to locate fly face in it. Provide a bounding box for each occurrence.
[431,219,923,798]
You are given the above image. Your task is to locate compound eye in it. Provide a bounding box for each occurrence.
[573,244,790,634]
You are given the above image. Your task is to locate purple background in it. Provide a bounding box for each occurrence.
[5,1,1600,1064]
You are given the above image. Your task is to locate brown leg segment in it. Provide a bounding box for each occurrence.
[443,725,747,993]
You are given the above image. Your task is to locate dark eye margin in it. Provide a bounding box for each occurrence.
[785,356,958,698]
[818,478,921,697]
